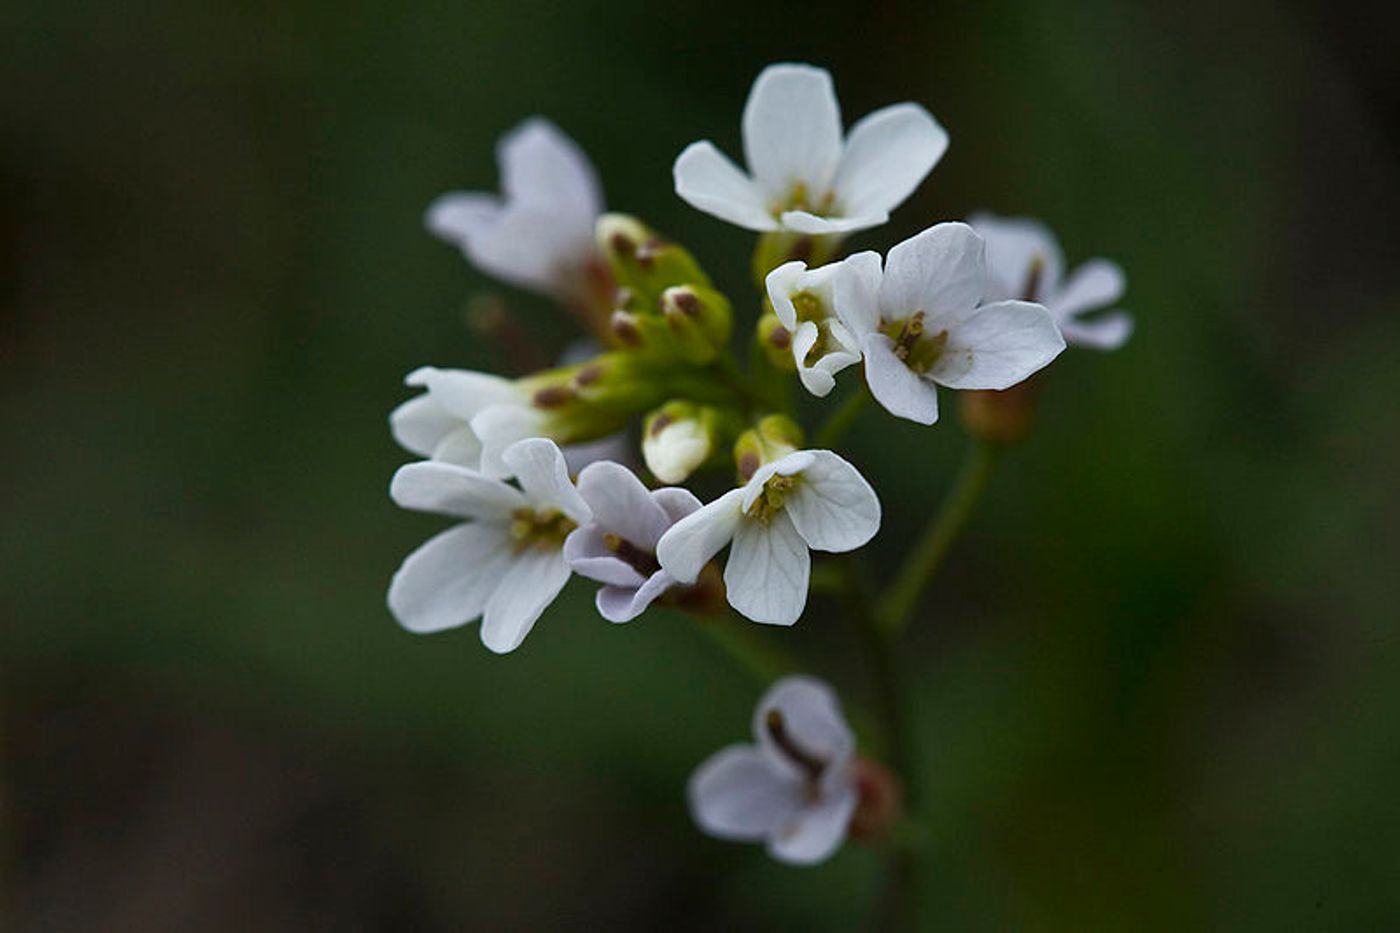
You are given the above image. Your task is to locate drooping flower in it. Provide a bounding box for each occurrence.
[765,254,878,397]
[655,450,880,626]
[688,675,858,865]
[968,212,1133,350]
[563,461,701,622]
[836,222,1066,425]
[673,63,948,236]
[387,438,590,654]
[426,118,605,303]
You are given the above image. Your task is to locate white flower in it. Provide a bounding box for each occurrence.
[836,222,1066,425]
[389,366,524,468]
[689,675,857,865]
[426,118,604,302]
[387,438,590,654]
[563,461,701,622]
[968,212,1133,350]
[765,256,875,397]
[673,63,948,236]
[656,450,880,626]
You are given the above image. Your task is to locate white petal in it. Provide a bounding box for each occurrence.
[471,404,547,479]
[479,548,571,653]
[561,433,631,474]
[387,523,511,634]
[656,488,746,584]
[431,426,484,468]
[463,204,595,296]
[754,675,856,772]
[497,117,602,236]
[779,210,887,236]
[879,222,986,323]
[424,192,500,246]
[832,102,948,217]
[861,333,940,425]
[783,450,881,552]
[673,141,777,231]
[1058,310,1134,350]
[502,438,591,523]
[742,64,843,197]
[575,460,672,549]
[791,322,834,397]
[405,366,519,420]
[562,525,646,587]
[965,212,1064,302]
[769,785,857,865]
[595,570,677,623]
[390,461,526,521]
[389,393,457,459]
[724,511,810,626]
[740,451,817,512]
[643,419,711,485]
[651,486,703,525]
[764,260,809,330]
[689,745,801,842]
[832,250,884,337]
[931,299,1066,390]
[1051,258,1125,318]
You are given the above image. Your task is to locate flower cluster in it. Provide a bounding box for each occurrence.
[388,63,1131,865]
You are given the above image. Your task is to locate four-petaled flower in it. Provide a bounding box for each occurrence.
[564,461,702,622]
[967,212,1133,351]
[388,438,590,654]
[836,222,1066,425]
[689,675,858,865]
[426,118,604,303]
[673,63,948,236]
[656,449,880,626]
[765,257,870,397]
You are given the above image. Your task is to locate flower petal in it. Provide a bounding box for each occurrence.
[388,523,511,634]
[832,250,884,337]
[561,433,631,474]
[471,404,548,479]
[764,260,809,330]
[502,438,590,523]
[689,745,801,842]
[1051,258,1125,318]
[389,393,457,460]
[655,488,746,584]
[462,204,595,297]
[562,525,646,587]
[791,322,834,397]
[879,222,986,323]
[724,511,810,626]
[965,212,1064,302]
[673,141,777,231]
[930,299,1066,390]
[769,785,857,865]
[740,451,817,512]
[784,450,881,552]
[832,102,948,217]
[497,117,602,236]
[651,486,703,525]
[595,570,677,623]
[431,425,484,467]
[1058,310,1134,351]
[779,210,888,236]
[575,460,672,550]
[754,675,856,776]
[742,63,843,197]
[861,333,940,425]
[390,461,526,521]
[405,366,519,420]
[479,548,571,653]
[424,192,500,247]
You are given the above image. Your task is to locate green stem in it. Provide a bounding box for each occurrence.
[876,439,1000,638]
[813,387,869,448]
[695,612,795,684]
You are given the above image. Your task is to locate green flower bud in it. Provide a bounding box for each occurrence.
[732,414,804,483]
[662,285,732,352]
[755,312,797,372]
[597,213,710,307]
[751,230,841,289]
[517,352,674,442]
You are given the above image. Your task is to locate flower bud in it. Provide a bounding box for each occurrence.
[642,400,736,483]
[597,213,710,307]
[958,377,1042,445]
[755,312,797,372]
[751,230,840,289]
[733,414,804,482]
[518,352,673,443]
[847,757,903,842]
[657,285,732,364]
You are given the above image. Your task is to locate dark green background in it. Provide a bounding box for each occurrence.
[4,0,1398,928]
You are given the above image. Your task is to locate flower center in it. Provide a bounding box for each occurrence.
[1021,255,1045,302]
[509,507,577,552]
[771,181,837,218]
[745,473,797,524]
[878,311,949,374]
[602,532,660,578]
[765,709,828,802]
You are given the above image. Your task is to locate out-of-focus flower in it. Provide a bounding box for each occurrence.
[688,676,858,865]
[837,223,1065,425]
[656,449,879,626]
[387,438,589,653]
[563,461,701,622]
[765,255,876,397]
[427,118,604,304]
[968,212,1133,350]
[673,63,947,236]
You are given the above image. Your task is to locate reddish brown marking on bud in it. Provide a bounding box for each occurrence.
[574,364,604,386]
[737,451,760,481]
[672,290,701,316]
[768,325,791,349]
[532,385,575,409]
[611,312,643,347]
[648,413,674,437]
[608,232,636,257]
[847,757,904,842]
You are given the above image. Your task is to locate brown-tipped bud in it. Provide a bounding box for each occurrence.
[663,562,727,616]
[610,310,646,348]
[596,213,710,305]
[847,757,904,842]
[958,377,1042,445]
[733,413,804,482]
[755,313,797,372]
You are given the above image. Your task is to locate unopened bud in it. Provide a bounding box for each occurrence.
[752,230,840,290]
[755,313,797,372]
[847,757,904,842]
[642,400,734,484]
[733,414,804,482]
[658,285,732,364]
[597,213,710,305]
[958,377,1042,445]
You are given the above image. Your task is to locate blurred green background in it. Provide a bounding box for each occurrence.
[3,0,1398,928]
